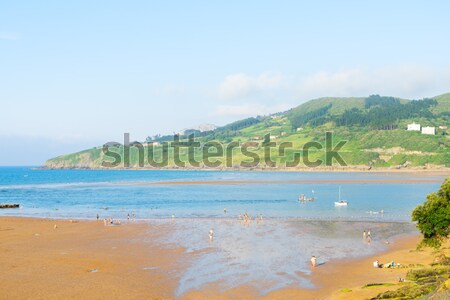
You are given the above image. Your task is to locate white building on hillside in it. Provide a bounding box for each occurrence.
[421,126,435,135]
[407,123,421,131]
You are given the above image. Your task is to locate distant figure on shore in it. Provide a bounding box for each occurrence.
[243,212,250,225]
[363,230,366,240]
[209,228,214,241]
[132,212,135,222]
[224,208,227,214]
[103,219,107,226]
[311,256,317,267]
[367,230,371,238]
[127,214,130,221]
[96,214,99,221]
[373,260,379,268]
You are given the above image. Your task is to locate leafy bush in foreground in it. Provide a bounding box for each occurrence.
[412,178,450,248]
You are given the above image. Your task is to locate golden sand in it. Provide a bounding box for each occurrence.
[0,217,446,300]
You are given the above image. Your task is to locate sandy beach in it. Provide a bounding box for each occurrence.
[1,216,446,300]
[140,178,445,185]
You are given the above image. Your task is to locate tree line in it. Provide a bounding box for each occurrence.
[288,95,438,130]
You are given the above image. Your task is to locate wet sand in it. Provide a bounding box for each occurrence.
[0,217,443,300]
[145,179,444,185]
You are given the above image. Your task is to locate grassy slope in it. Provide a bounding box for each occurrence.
[46,95,450,169]
[432,92,450,114]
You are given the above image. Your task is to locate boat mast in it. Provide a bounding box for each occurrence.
[339,186,341,201]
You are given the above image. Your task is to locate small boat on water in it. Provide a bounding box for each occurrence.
[334,187,348,206]
[299,190,315,202]
[334,200,348,206]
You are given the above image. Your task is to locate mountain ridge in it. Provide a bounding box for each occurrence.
[45,93,450,171]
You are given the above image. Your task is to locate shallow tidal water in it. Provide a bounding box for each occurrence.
[150,219,416,295]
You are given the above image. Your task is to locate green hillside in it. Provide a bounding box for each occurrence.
[46,93,450,170]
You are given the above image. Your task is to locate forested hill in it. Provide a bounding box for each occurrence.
[45,93,450,170]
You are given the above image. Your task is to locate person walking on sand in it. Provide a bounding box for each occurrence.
[209,228,214,241]
[311,256,317,267]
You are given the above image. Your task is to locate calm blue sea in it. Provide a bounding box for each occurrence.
[0,167,446,221]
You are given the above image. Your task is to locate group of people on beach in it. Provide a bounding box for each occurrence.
[363,229,372,244]
[103,218,120,226]
[373,260,400,269]
[238,212,263,225]
[127,213,136,222]
[96,212,136,226]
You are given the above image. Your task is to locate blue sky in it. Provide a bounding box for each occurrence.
[1,1,450,165]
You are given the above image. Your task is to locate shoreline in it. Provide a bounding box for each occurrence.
[0,216,436,300]
[134,178,445,185]
[40,165,450,174]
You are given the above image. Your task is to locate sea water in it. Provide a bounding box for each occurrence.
[0,167,445,221]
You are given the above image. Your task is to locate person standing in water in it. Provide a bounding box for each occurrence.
[363,230,366,240]
[209,228,214,241]
[311,256,317,267]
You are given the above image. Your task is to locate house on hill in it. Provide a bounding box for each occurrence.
[145,141,160,146]
[421,126,435,135]
[407,123,421,131]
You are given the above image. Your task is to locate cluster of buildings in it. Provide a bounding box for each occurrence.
[406,123,447,135]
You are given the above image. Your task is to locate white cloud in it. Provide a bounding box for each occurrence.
[296,65,450,100]
[218,72,283,100]
[218,66,450,104]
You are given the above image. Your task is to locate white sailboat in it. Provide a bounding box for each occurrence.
[334,186,348,206]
